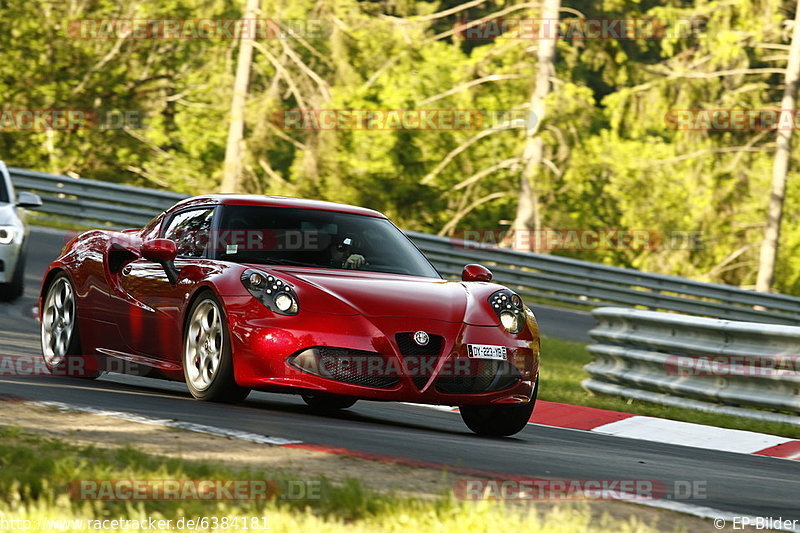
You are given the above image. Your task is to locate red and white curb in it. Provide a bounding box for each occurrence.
[529,401,800,461]
[407,400,800,460]
[11,396,800,460]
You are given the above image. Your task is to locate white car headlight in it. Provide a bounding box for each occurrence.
[240,268,299,315]
[500,310,520,331]
[489,289,525,334]
[0,226,17,245]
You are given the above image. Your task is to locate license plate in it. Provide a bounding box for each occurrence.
[467,344,507,360]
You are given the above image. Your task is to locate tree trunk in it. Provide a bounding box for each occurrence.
[220,0,260,193]
[510,0,560,251]
[755,1,800,291]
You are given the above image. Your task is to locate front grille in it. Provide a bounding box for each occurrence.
[395,333,443,389]
[395,333,444,357]
[314,347,399,389]
[435,359,520,394]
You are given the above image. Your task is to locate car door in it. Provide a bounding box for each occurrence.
[115,207,216,366]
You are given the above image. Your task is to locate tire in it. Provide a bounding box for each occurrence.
[0,247,25,302]
[183,291,250,403]
[302,394,358,411]
[459,380,538,437]
[40,273,100,379]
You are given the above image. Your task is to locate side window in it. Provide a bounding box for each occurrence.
[162,208,214,259]
[140,212,165,240]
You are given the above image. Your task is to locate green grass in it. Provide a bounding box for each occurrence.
[0,427,663,533]
[520,294,595,313]
[28,214,115,232]
[539,336,800,439]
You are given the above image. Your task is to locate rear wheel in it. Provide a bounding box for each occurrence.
[183,292,250,403]
[459,381,537,437]
[302,394,358,411]
[40,274,100,379]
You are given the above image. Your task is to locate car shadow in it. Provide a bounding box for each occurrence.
[1,373,534,443]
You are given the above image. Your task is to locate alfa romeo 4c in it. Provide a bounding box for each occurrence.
[40,195,540,436]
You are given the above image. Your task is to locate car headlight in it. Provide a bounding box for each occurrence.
[0,226,17,245]
[241,269,299,315]
[489,289,524,333]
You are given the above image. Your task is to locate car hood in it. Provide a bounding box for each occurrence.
[273,268,500,325]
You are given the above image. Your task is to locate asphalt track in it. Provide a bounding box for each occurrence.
[1,227,798,524]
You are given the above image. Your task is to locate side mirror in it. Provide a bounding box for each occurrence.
[16,191,42,209]
[141,239,179,284]
[142,239,177,262]
[462,263,493,282]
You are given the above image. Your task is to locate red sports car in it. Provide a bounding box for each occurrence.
[39,195,540,436]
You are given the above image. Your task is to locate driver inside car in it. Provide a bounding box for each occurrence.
[329,236,365,269]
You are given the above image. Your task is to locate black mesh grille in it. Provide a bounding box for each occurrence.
[316,347,372,357]
[395,333,443,389]
[412,376,429,389]
[395,333,444,357]
[435,359,520,394]
[296,348,399,389]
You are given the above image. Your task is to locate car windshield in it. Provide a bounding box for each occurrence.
[215,205,441,278]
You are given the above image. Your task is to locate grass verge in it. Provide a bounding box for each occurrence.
[0,427,664,533]
[28,214,117,232]
[540,336,800,439]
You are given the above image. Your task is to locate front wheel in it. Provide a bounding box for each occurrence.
[459,381,537,437]
[40,273,100,379]
[459,402,534,437]
[183,292,250,403]
[302,394,358,411]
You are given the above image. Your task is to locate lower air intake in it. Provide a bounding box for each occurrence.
[294,347,400,389]
[435,359,520,394]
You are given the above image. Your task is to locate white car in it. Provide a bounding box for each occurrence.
[0,161,42,301]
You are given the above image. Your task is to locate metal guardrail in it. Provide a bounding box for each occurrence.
[584,307,800,426]
[407,231,800,325]
[11,165,800,325]
[10,167,187,228]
